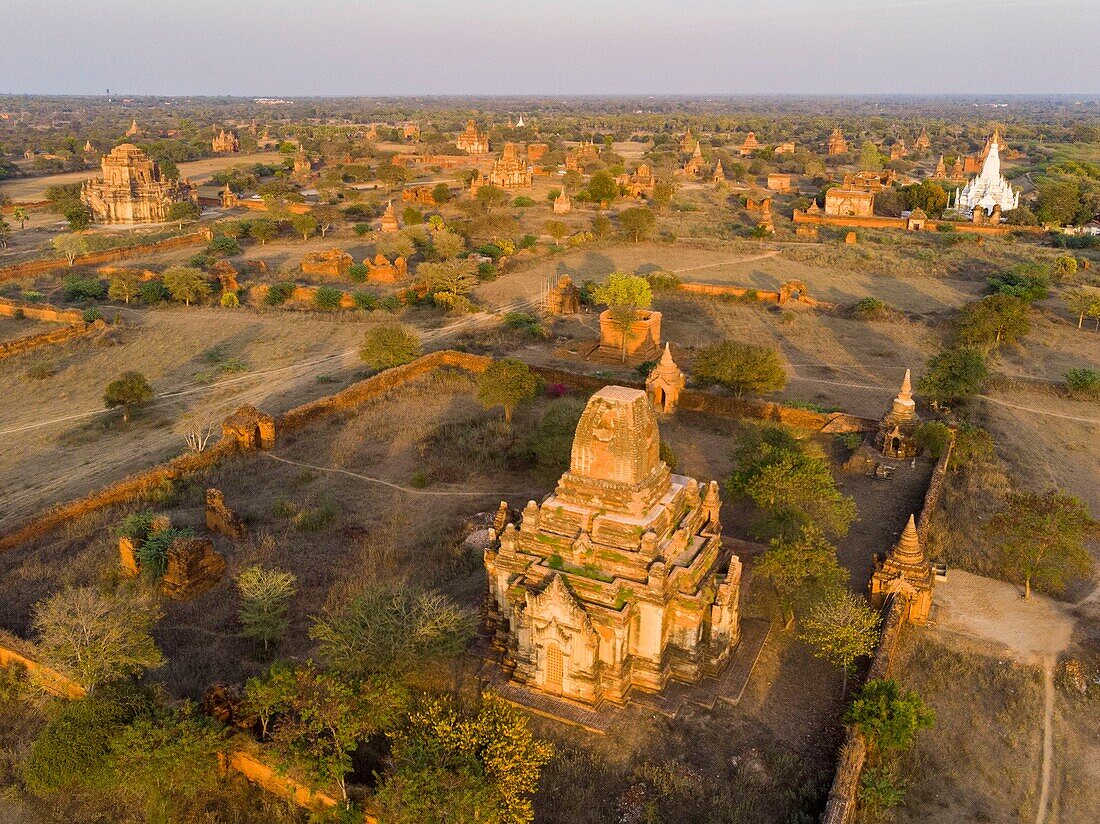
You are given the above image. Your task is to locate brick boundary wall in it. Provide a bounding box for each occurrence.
[0,230,210,284]
[792,209,1046,238]
[0,298,85,324]
[0,641,87,699]
[820,434,955,824]
[0,350,872,554]
[0,322,94,361]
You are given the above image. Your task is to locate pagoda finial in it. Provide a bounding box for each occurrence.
[892,514,924,564]
[899,368,912,401]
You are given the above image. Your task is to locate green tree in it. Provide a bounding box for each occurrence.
[591,272,653,362]
[290,212,318,241]
[104,371,154,422]
[1053,256,1079,281]
[902,179,949,216]
[650,179,675,210]
[312,204,342,238]
[310,583,474,679]
[728,425,856,540]
[12,205,29,229]
[845,678,934,755]
[375,694,553,824]
[32,587,164,689]
[158,158,180,181]
[162,266,211,306]
[236,565,297,652]
[64,203,92,230]
[1064,287,1100,330]
[859,142,884,171]
[165,200,199,228]
[476,358,539,425]
[987,490,1096,598]
[430,227,465,260]
[107,269,142,304]
[53,232,88,266]
[522,397,586,477]
[956,295,1030,353]
[618,206,656,242]
[799,592,880,694]
[917,347,987,404]
[110,704,225,822]
[545,220,569,242]
[419,258,479,296]
[755,525,848,625]
[249,218,277,245]
[475,184,509,213]
[590,213,613,241]
[244,664,407,803]
[431,182,453,204]
[692,340,787,398]
[587,170,618,204]
[359,322,422,370]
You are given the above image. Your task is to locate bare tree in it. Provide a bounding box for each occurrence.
[182,416,219,453]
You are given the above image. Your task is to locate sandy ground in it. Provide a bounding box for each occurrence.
[0,151,284,202]
[930,570,1077,663]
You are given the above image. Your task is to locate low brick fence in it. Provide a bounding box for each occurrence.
[0,322,95,361]
[0,298,85,324]
[792,209,1045,238]
[820,434,954,824]
[0,640,86,699]
[0,230,211,284]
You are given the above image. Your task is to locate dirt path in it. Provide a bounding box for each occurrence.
[1035,657,1055,824]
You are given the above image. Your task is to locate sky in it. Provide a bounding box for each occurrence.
[2,0,1097,96]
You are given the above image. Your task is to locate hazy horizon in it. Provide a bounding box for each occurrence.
[2,0,1097,98]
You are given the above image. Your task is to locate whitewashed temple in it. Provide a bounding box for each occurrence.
[950,139,1019,218]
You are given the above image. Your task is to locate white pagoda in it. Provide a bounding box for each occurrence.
[950,139,1019,218]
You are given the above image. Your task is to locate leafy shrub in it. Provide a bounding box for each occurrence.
[139,280,170,305]
[359,322,421,369]
[62,274,105,302]
[518,233,538,250]
[295,503,336,532]
[26,362,58,380]
[21,290,45,303]
[264,281,296,306]
[915,422,952,458]
[513,196,535,207]
[137,527,195,579]
[646,271,681,291]
[114,510,155,541]
[208,236,241,256]
[1065,367,1100,397]
[503,311,544,338]
[353,290,377,311]
[348,263,368,282]
[82,307,103,323]
[219,291,239,308]
[313,286,343,311]
[188,253,216,270]
[353,222,371,236]
[988,266,1049,303]
[852,297,890,320]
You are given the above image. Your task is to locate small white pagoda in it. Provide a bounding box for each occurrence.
[950,139,1019,218]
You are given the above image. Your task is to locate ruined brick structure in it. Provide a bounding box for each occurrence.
[876,369,920,459]
[484,386,742,705]
[596,309,662,365]
[161,536,226,600]
[827,127,848,155]
[365,253,408,283]
[825,188,874,218]
[619,163,656,199]
[738,131,760,157]
[545,275,580,315]
[565,141,600,172]
[767,173,795,193]
[222,405,276,450]
[205,488,248,541]
[81,144,197,225]
[301,248,353,278]
[645,344,685,414]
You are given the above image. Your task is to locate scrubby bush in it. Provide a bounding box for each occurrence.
[62,274,106,302]
[349,262,368,282]
[353,290,378,311]
[915,421,953,458]
[139,280,170,305]
[264,281,296,306]
[1065,367,1100,397]
[359,322,421,370]
[313,286,343,311]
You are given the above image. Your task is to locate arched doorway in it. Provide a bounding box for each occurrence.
[891,436,901,455]
[544,643,564,694]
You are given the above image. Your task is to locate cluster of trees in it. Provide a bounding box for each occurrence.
[727,426,874,691]
[15,544,552,821]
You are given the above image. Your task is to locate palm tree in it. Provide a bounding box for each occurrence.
[12,206,29,229]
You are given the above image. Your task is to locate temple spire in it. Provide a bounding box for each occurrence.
[892,514,924,565]
[899,368,912,401]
